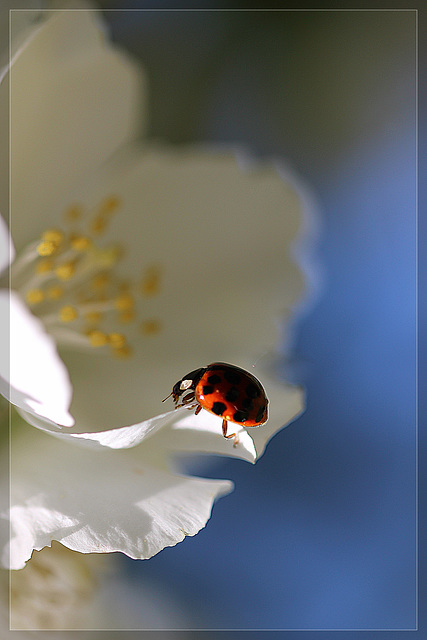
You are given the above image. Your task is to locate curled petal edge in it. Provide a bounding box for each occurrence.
[0,291,74,427]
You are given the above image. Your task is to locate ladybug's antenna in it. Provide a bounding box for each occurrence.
[162,392,173,403]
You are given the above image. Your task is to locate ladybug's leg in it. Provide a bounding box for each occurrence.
[195,404,203,415]
[176,391,195,407]
[221,418,228,437]
[222,418,239,447]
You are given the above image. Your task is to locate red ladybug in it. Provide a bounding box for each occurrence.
[163,362,268,446]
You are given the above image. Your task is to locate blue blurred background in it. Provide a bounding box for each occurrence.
[97,5,418,634]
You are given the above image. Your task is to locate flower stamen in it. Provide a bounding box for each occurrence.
[87,329,109,347]
[35,259,54,274]
[36,240,58,257]
[37,229,64,257]
[114,292,134,311]
[108,332,126,348]
[64,203,84,223]
[140,319,162,335]
[70,235,92,252]
[140,265,162,297]
[26,288,45,305]
[85,311,102,325]
[47,285,64,300]
[113,345,132,359]
[14,195,164,358]
[59,305,79,323]
[98,195,121,215]
[55,260,78,281]
[119,310,135,323]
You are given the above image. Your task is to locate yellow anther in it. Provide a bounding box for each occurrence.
[115,292,134,311]
[36,259,54,274]
[119,310,135,324]
[26,289,45,305]
[91,273,110,289]
[90,244,122,267]
[87,330,108,347]
[59,305,79,323]
[140,319,162,335]
[90,215,108,235]
[85,312,102,324]
[70,235,92,251]
[108,332,127,348]
[64,204,83,222]
[37,240,58,257]
[47,285,64,300]
[98,195,121,215]
[140,265,162,297]
[42,229,64,245]
[118,280,130,292]
[113,345,132,359]
[55,261,76,281]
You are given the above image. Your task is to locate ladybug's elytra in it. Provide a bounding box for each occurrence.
[163,362,269,446]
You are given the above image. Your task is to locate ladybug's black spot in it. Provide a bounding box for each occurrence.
[246,383,260,399]
[207,374,221,385]
[226,387,239,403]
[224,369,241,385]
[212,401,227,416]
[233,410,248,423]
[202,385,214,396]
[256,405,266,422]
[242,397,254,411]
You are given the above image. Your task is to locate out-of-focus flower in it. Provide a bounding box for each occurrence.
[1,10,307,571]
[4,540,190,631]
[9,542,101,630]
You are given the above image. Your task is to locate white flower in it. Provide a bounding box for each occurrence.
[1,11,308,570]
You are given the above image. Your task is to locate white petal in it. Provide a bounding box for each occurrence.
[101,148,305,351]
[6,10,145,249]
[155,409,258,463]
[0,214,15,275]
[58,147,307,434]
[5,428,233,570]
[17,406,184,450]
[0,291,74,427]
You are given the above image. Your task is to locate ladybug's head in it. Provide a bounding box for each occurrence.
[164,367,206,405]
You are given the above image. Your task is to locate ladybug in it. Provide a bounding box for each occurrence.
[163,362,268,446]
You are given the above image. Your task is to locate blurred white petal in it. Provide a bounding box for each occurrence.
[4,9,145,243]
[0,291,73,427]
[0,213,14,274]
